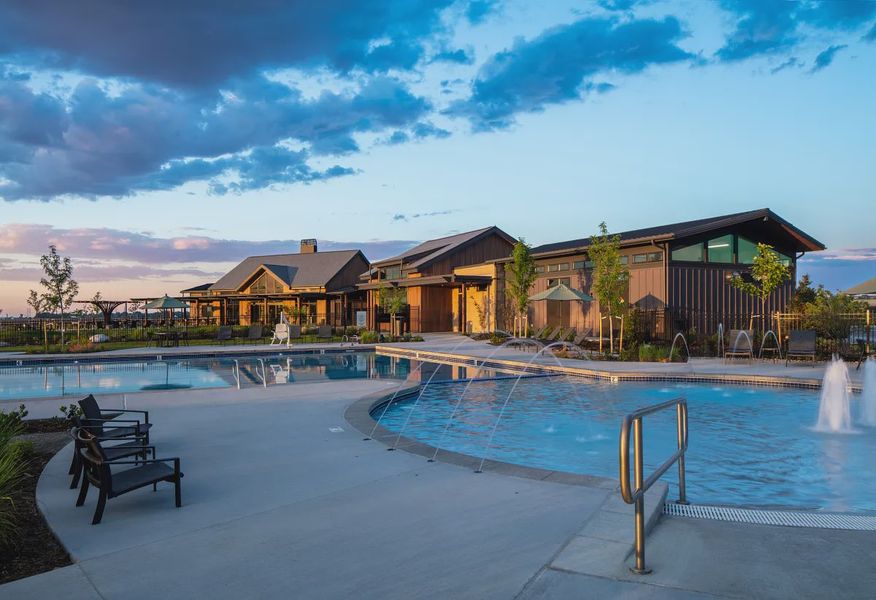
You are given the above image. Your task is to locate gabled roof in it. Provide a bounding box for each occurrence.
[370,226,516,272]
[530,209,825,256]
[210,249,364,291]
[846,277,876,296]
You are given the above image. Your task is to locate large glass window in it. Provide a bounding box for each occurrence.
[383,266,401,280]
[249,272,283,294]
[671,243,703,262]
[547,278,571,287]
[707,235,734,263]
[737,237,758,264]
[573,260,586,270]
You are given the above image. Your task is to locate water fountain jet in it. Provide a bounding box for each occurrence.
[815,355,854,433]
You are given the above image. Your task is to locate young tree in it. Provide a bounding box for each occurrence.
[729,242,790,333]
[504,239,537,337]
[589,222,629,353]
[378,285,407,336]
[29,245,79,350]
[26,290,44,317]
[787,273,817,313]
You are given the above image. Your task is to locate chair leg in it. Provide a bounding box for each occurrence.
[174,477,182,507]
[70,462,82,489]
[92,491,107,525]
[68,448,78,475]
[76,477,90,507]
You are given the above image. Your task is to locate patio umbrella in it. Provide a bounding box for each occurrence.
[143,295,189,326]
[528,282,593,302]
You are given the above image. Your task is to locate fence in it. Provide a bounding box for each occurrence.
[629,307,874,358]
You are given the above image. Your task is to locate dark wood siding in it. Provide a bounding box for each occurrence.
[420,232,514,277]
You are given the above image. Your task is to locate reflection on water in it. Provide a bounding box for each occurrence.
[0,352,496,400]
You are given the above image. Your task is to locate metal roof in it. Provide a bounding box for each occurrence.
[210,250,364,291]
[846,277,876,296]
[530,209,825,256]
[370,226,516,271]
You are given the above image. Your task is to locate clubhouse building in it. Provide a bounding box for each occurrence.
[178,209,825,336]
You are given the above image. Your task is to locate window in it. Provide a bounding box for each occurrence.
[737,237,758,264]
[547,278,571,287]
[573,260,586,270]
[547,263,569,272]
[671,243,703,262]
[633,251,663,264]
[534,265,545,273]
[707,235,734,263]
[383,266,401,280]
[619,256,628,265]
[249,272,283,294]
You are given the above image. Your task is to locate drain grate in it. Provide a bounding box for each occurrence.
[664,502,876,531]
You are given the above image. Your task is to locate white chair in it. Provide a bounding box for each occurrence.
[270,323,289,346]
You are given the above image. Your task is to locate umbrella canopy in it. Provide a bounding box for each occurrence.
[528,282,593,302]
[143,295,189,310]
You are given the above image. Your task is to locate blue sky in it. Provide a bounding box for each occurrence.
[1,0,874,313]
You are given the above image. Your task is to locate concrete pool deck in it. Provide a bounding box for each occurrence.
[2,334,875,598]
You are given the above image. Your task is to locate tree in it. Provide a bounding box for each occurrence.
[729,243,790,334]
[26,290,44,316]
[504,239,537,337]
[29,245,79,350]
[589,222,629,353]
[378,285,407,336]
[787,273,817,313]
[88,291,103,315]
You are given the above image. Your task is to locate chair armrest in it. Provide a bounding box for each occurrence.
[109,457,180,471]
[101,408,149,423]
[84,418,143,425]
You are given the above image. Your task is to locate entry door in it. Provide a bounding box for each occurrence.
[250,304,262,325]
[546,300,569,328]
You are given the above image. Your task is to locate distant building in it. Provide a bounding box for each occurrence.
[846,277,876,307]
[359,226,516,333]
[181,240,369,327]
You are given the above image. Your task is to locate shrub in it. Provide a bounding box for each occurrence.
[0,411,29,544]
[638,344,682,362]
[58,404,83,423]
[359,330,379,344]
[0,405,28,430]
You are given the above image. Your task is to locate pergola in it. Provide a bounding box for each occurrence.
[72,299,128,327]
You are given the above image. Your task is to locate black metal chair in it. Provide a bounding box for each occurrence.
[317,324,333,343]
[246,324,264,344]
[725,329,754,363]
[785,330,817,366]
[78,395,152,444]
[216,326,233,344]
[76,430,183,525]
[68,416,152,490]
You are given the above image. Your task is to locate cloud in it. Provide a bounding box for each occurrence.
[0,223,418,264]
[598,0,652,11]
[0,74,429,200]
[448,17,693,130]
[0,1,471,88]
[391,210,456,222]
[770,56,802,74]
[466,0,500,25]
[797,247,876,291]
[431,48,475,65]
[866,23,876,42]
[716,0,876,63]
[810,44,847,73]
[0,263,225,283]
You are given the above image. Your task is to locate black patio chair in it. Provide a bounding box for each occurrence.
[785,330,817,366]
[68,420,154,490]
[246,324,265,344]
[78,394,152,444]
[216,326,233,344]
[75,430,183,525]
[725,329,754,363]
[317,324,333,343]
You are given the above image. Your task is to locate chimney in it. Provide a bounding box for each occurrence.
[300,238,317,254]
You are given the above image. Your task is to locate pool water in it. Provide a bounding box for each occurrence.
[376,377,876,512]
[0,352,493,400]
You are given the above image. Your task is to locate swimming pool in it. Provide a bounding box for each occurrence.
[0,352,495,400]
[376,377,876,512]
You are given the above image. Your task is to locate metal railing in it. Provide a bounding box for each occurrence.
[619,397,689,575]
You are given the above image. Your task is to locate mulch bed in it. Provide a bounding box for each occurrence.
[0,443,73,585]
[22,418,71,435]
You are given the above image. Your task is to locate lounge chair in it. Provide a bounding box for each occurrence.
[246,324,265,344]
[572,331,590,346]
[725,329,754,363]
[317,324,333,342]
[289,324,302,343]
[78,395,152,443]
[75,430,183,525]
[785,330,817,366]
[546,327,567,343]
[216,326,233,345]
[531,326,549,339]
[68,416,151,490]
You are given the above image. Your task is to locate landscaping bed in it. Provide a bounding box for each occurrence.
[0,438,72,585]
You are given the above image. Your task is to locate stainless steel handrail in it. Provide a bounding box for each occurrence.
[619,397,688,575]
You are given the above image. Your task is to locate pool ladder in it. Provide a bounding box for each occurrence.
[619,397,689,574]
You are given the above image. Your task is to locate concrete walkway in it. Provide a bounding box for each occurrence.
[3,380,609,599]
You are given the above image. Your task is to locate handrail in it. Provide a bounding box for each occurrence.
[619,397,688,575]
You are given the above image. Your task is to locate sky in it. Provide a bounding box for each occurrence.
[1,0,874,314]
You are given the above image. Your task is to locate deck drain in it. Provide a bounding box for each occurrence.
[664,502,876,531]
